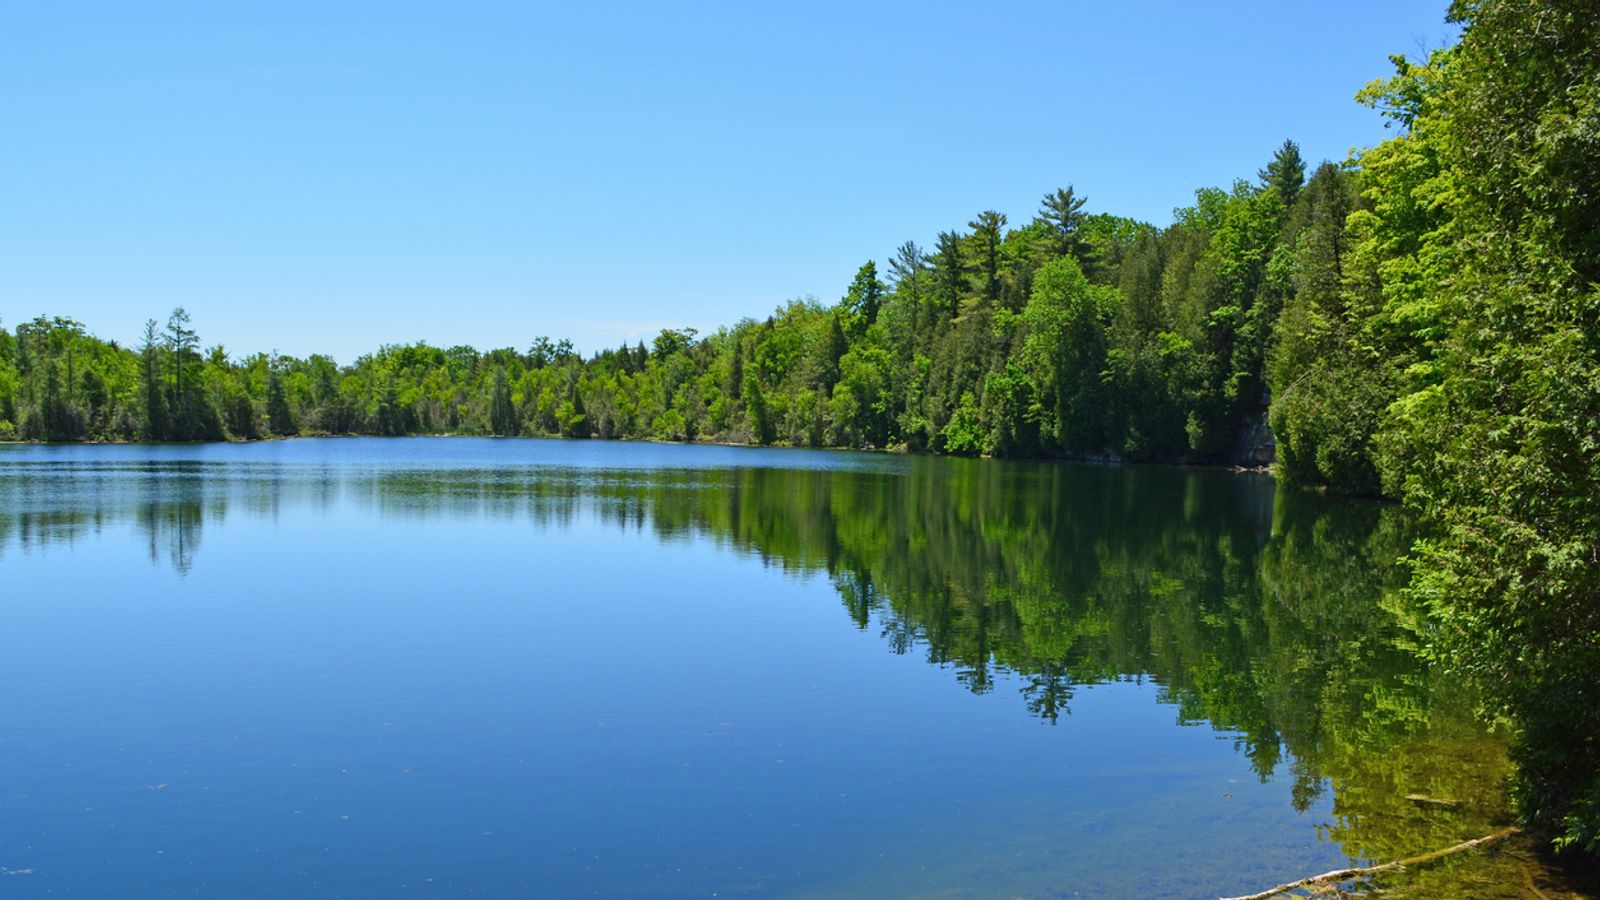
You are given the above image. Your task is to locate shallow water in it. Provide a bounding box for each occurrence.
[0,438,1545,897]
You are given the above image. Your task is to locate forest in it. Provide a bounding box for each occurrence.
[0,0,1594,859]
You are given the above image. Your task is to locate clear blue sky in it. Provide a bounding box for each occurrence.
[1,1,1457,361]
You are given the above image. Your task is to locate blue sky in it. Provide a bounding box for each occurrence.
[1,2,1457,361]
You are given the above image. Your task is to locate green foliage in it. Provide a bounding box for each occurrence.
[828,341,892,448]
[1263,0,1600,854]
[1268,348,1387,495]
[964,210,1008,314]
[1019,257,1119,454]
[1258,139,1306,208]
[489,368,517,437]
[1038,186,1091,265]
[73,166,1283,466]
[941,391,984,456]
[840,261,884,338]
[1383,0,1600,854]
[4,5,1596,856]
[1266,162,1384,493]
[3,316,143,441]
[266,367,295,436]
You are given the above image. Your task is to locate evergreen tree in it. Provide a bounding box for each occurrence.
[162,307,221,441]
[266,365,296,436]
[743,371,773,445]
[489,367,517,436]
[1038,186,1090,264]
[964,211,1007,313]
[887,241,927,291]
[819,313,847,395]
[225,389,259,439]
[1259,139,1306,208]
[840,261,884,336]
[139,318,168,440]
[1267,162,1373,492]
[932,230,965,319]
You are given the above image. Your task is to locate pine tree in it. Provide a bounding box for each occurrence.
[932,230,965,319]
[1258,139,1306,208]
[887,241,927,291]
[139,318,169,440]
[162,307,220,441]
[1038,186,1090,263]
[965,211,1007,313]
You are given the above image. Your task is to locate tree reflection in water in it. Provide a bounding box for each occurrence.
[0,454,1556,895]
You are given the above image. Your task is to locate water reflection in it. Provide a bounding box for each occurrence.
[0,452,1524,893]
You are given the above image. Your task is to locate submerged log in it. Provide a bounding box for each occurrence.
[1218,827,1521,900]
[1404,793,1461,808]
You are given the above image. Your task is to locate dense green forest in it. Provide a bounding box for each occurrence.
[0,0,1594,858]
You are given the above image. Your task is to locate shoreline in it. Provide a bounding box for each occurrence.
[0,431,1279,476]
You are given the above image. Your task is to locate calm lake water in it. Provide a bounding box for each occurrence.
[0,438,1533,897]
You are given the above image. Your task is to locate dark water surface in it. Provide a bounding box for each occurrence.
[0,439,1537,897]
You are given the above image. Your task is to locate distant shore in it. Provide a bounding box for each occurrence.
[0,431,1279,477]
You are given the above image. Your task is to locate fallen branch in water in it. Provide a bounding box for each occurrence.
[1522,861,1553,900]
[1219,827,1521,900]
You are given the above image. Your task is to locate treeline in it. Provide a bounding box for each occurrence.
[0,100,1462,476]
[0,128,1348,462]
[0,178,1256,463]
[0,158,1344,467]
[0,0,1594,856]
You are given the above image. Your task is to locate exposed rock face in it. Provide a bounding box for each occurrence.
[1234,407,1276,468]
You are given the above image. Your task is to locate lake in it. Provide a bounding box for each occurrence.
[0,438,1535,897]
